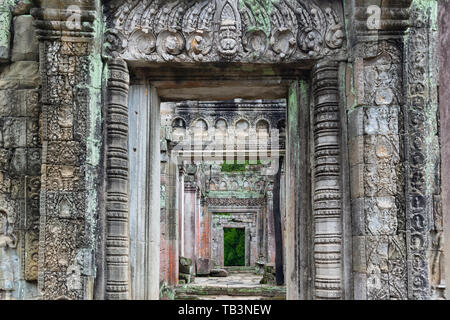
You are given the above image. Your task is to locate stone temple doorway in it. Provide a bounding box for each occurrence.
[157,97,287,299]
[120,58,347,300]
[23,0,443,302]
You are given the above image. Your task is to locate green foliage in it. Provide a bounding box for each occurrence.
[224,228,245,266]
[215,212,231,216]
[220,160,262,172]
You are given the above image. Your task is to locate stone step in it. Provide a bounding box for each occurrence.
[223,266,256,274]
[174,285,286,300]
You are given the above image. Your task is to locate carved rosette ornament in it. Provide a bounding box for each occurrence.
[104,0,345,63]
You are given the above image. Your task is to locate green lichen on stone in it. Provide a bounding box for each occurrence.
[411,0,438,24]
[84,0,104,254]
[238,0,279,36]
[408,0,439,196]
[0,1,13,61]
[288,82,298,127]
[346,63,358,112]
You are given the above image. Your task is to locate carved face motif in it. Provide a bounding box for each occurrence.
[219,24,238,54]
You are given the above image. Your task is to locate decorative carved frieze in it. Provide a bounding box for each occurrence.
[404,1,440,300]
[207,197,265,207]
[104,0,345,63]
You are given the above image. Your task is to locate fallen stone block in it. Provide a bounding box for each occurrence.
[196,258,211,276]
[179,256,193,274]
[260,263,276,285]
[210,268,228,277]
[179,272,194,284]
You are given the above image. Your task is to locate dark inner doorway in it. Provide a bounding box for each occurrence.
[223,227,245,266]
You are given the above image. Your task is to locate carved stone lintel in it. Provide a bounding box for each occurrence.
[207,197,265,207]
[104,0,346,63]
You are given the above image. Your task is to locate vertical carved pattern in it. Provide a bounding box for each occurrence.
[105,59,130,300]
[36,40,92,301]
[312,60,342,299]
[405,2,439,300]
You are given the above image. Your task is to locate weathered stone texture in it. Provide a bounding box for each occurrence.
[0,5,12,62]
[439,0,450,301]
[29,0,103,300]
[0,37,40,300]
[11,15,38,61]
[405,0,441,300]
[349,22,408,299]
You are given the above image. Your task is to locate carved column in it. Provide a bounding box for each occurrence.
[105,59,130,300]
[312,60,343,299]
[31,0,102,300]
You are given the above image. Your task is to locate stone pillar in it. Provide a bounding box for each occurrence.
[266,186,275,264]
[166,154,179,286]
[183,181,196,263]
[31,0,103,300]
[128,84,160,298]
[147,85,160,299]
[159,158,167,284]
[198,198,209,259]
[105,59,130,300]
[178,167,185,258]
[280,167,287,276]
[439,0,450,300]
[258,206,265,259]
[195,187,201,261]
[312,60,343,299]
[286,80,312,300]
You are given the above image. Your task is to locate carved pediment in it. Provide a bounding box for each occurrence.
[104,0,345,63]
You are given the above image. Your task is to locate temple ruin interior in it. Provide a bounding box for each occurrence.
[1,0,449,302]
[155,99,287,299]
